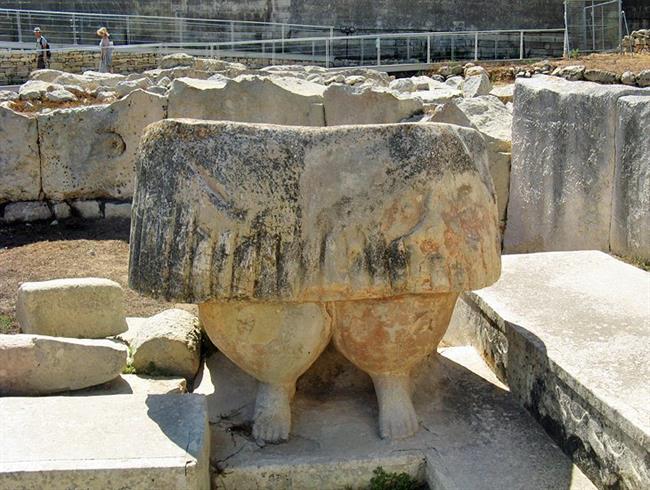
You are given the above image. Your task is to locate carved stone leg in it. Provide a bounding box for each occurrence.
[331,293,459,440]
[199,301,331,443]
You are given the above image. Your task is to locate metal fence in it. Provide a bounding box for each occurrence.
[10,29,565,70]
[0,8,334,47]
[565,0,622,53]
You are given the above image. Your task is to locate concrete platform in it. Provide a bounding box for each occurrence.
[0,394,210,490]
[198,348,595,489]
[446,251,650,489]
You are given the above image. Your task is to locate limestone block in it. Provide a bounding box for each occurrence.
[18,80,61,100]
[389,78,416,92]
[412,81,462,105]
[490,83,514,104]
[159,53,195,69]
[611,96,650,259]
[144,67,212,83]
[121,309,201,381]
[71,200,102,219]
[2,201,51,223]
[0,395,210,489]
[0,105,40,202]
[105,202,132,219]
[16,278,128,338]
[638,69,650,88]
[53,202,71,220]
[116,77,153,98]
[445,75,464,90]
[463,71,492,98]
[0,91,18,102]
[621,71,637,86]
[38,89,167,200]
[146,85,167,96]
[323,84,423,125]
[584,68,619,84]
[45,88,77,102]
[168,76,325,126]
[129,121,500,304]
[0,334,127,395]
[29,68,66,82]
[504,76,648,253]
[552,65,585,81]
[80,71,127,88]
[71,374,187,395]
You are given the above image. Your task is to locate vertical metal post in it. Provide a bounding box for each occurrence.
[311,40,315,58]
[406,36,410,60]
[494,36,497,59]
[563,0,569,57]
[126,16,131,45]
[376,37,380,66]
[325,39,330,68]
[72,13,77,45]
[618,0,623,53]
[474,31,478,60]
[281,24,285,53]
[451,35,455,61]
[427,35,431,64]
[230,21,235,50]
[520,30,524,59]
[360,38,364,65]
[591,2,596,51]
[329,27,334,40]
[16,11,22,44]
[601,6,605,50]
[272,41,276,64]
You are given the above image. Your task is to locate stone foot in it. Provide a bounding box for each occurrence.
[372,373,418,440]
[252,382,294,444]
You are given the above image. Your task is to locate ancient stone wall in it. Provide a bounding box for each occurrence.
[0,50,159,85]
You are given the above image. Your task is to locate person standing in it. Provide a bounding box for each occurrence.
[33,27,51,69]
[97,27,114,73]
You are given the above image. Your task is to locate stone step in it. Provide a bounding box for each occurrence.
[200,348,594,489]
[446,251,650,489]
[0,394,210,490]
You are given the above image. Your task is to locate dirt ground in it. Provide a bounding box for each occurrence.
[432,52,650,84]
[0,218,195,334]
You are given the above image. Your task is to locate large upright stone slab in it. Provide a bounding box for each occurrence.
[611,96,650,259]
[167,76,325,126]
[129,120,500,304]
[0,104,40,202]
[38,89,167,200]
[0,395,210,490]
[504,76,649,253]
[446,251,650,489]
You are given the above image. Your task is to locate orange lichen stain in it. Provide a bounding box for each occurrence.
[419,239,439,254]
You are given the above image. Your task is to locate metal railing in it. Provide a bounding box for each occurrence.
[1,28,567,70]
[564,0,623,53]
[0,8,334,47]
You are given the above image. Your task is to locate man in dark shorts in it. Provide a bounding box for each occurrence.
[34,27,51,69]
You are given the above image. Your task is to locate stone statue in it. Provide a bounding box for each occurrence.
[129,120,501,442]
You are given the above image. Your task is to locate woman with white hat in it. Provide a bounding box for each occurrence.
[97,27,114,73]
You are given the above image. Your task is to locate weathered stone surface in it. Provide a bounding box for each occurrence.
[412,80,462,105]
[445,251,650,490]
[490,83,515,103]
[38,89,167,200]
[18,80,60,100]
[30,68,66,83]
[0,334,127,395]
[2,201,51,223]
[53,202,71,220]
[621,71,637,86]
[70,374,187,395]
[584,68,619,84]
[168,76,325,126]
[159,53,195,69]
[129,121,500,303]
[0,91,18,102]
[611,96,650,259]
[116,77,153,98]
[81,71,126,88]
[427,96,512,222]
[205,349,595,489]
[0,105,40,203]
[323,84,422,124]
[105,202,132,219]
[0,394,210,490]
[463,71,492,98]
[45,88,77,102]
[552,65,585,81]
[638,69,650,88]
[119,309,201,380]
[16,278,128,338]
[71,200,102,219]
[504,76,648,253]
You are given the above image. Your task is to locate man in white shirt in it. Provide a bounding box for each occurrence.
[34,27,51,69]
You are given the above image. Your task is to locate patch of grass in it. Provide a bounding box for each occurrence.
[0,314,13,334]
[122,363,137,375]
[369,467,421,490]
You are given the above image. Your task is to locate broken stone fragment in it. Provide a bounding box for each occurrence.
[120,309,201,381]
[16,278,128,338]
[0,334,127,395]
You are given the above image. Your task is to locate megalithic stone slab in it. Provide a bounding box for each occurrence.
[129,120,501,304]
